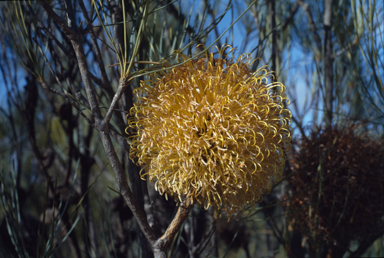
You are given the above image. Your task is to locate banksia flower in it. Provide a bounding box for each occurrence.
[285,126,384,254]
[127,46,292,216]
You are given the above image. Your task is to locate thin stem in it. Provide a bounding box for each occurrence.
[155,199,194,253]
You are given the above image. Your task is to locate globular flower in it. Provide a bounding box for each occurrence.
[127,45,292,216]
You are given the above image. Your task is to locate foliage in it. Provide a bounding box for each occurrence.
[0,0,383,257]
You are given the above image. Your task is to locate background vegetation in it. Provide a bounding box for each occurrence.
[0,0,383,257]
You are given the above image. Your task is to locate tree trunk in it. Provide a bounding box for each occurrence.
[324,0,334,126]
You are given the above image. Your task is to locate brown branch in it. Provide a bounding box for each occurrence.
[101,77,132,128]
[281,1,300,32]
[98,130,157,244]
[298,0,322,51]
[323,0,334,126]
[78,0,120,104]
[22,76,55,193]
[334,37,359,58]
[71,36,158,250]
[100,1,135,128]
[38,0,97,118]
[37,0,76,40]
[70,40,102,121]
[79,0,133,144]
[39,80,67,98]
[155,199,194,253]
[89,73,103,88]
[39,2,195,256]
[81,4,159,254]
[34,38,94,126]
[36,20,75,60]
[36,27,91,110]
[291,115,308,141]
[39,2,158,248]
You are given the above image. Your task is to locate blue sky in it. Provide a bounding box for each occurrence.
[0,0,333,136]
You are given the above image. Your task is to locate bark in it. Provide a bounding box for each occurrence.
[37,2,194,258]
[324,0,334,126]
[111,2,155,256]
[154,200,194,256]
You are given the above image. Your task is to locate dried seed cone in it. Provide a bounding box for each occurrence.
[127,46,292,216]
[286,126,384,248]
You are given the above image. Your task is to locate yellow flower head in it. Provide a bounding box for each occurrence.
[127,46,292,216]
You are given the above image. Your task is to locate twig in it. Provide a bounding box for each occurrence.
[108,61,168,68]
[38,1,159,248]
[78,0,116,102]
[36,20,75,59]
[163,0,202,45]
[297,0,322,51]
[34,37,94,126]
[37,0,76,39]
[39,80,67,98]
[99,129,158,244]
[204,0,222,48]
[193,216,216,254]
[334,37,359,58]
[281,1,300,32]
[101,77,132,128]
[291,115,308,140]
[40,27,91,109]
[155,199,194,252]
